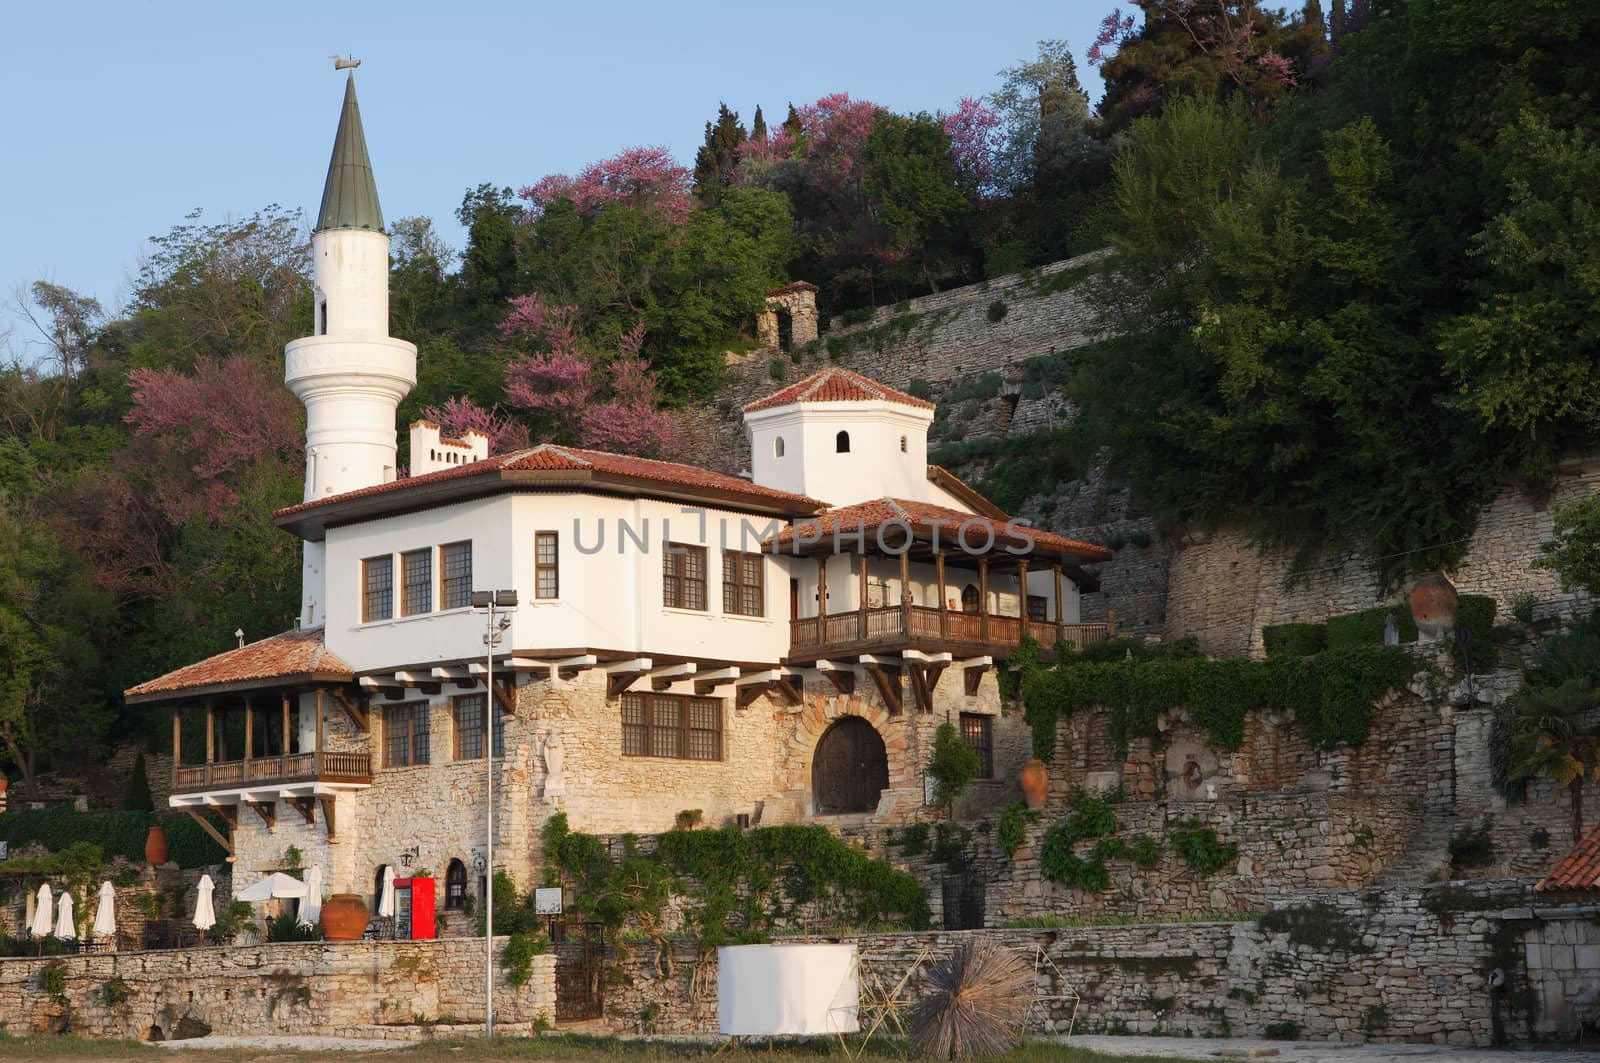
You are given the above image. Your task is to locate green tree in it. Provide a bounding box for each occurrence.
[926,722,980,817]
[1510,678,1600,845]
[693,103,748,204]
[862,112,973,292]
[122,751,153,811]
[1534,496,1600,596]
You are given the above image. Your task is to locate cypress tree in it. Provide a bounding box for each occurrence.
[782,103,803,138]
[123,751,153,812]
[692,103,747,204]
[751,105,767,142]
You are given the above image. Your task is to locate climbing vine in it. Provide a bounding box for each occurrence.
[1019,638,1413,759]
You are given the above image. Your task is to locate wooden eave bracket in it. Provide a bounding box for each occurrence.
[330,688,369,733]
[734,668,801,710]
[861,658,904,716]
[285,796,317,827]
[318,796,337,840]
[245,800,276,829]
[183,808,233,856]
[815,660,856,696]
[391,671,442,696]
[491,677,516,715]
[694,666,741,696]
[358,676,406,701]
[958,655,994,697]
[649,662,697,691]
[902,651,952,713]
[603,658,652,699]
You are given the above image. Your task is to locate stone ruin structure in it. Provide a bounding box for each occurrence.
[756,281,819,352]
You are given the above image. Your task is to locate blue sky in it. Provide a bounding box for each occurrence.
[0,0,1109,350]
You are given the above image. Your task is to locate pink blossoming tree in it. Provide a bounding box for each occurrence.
[519,146,694,225]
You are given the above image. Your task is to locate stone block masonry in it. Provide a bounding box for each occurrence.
[598,880,1600,1045]
[0,938,554,1041]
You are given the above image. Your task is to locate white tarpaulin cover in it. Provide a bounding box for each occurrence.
[234,872,308,902]
[92,881,117,938]
[718,943,860,1035]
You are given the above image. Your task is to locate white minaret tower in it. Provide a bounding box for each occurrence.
[285,71,417,628]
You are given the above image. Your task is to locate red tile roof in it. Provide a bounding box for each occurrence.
[1536,824,1600,891]
[769,497,1112,562]
[125,627,352,702]
[743,367,935,414]
[275,444,825,520]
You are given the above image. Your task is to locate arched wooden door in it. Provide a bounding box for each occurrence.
[812,717,889,815]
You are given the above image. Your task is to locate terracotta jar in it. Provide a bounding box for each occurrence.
[1409,571,1458,642]
[320,894,370,942]
[144,825,169,866]
[1019,759,1049,810]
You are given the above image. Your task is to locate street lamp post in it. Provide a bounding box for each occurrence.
[471,588,518,1038]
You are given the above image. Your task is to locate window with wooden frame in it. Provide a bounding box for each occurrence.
[362,555,394,622]
[535,532,559,599]
[444,859,467,910]
[959,712,994,780]
[383,702,430,768]
[1027,594,1048,622]
[401,549,433,615]
[620,692,722,760]
[440,540,472,610]
[451,693,503,760]
[722,550,764,617]
[663,544,707,610]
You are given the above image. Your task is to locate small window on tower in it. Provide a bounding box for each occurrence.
[836,431,850,453]
[318,302,327,336]
[774,436,785,458]
[900,435,907,453]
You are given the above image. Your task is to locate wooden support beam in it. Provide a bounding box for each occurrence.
[649,662,697,690]
[491,677,516,715]
[392,671,443,695]
[694,666,740,696]
[816,660,855,696]
[957,655,994,697]
[285,796,316,826]
[318,796,337,840]
[330,688,369,733]
[211,803,238,830]
[864,662,903,716]
[183,808,232,856]
[735,676,803,710]
[603,658,652,699]
[906,663,934,714]
[245,800,275,829]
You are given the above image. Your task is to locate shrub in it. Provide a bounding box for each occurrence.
[1103,533,1126,551]
[502,931,550,987]
[1511,593,1538,624]
[1262,623,1328,658]
[839,306,873,326]
[926,723,980,813]
[123,753,153,812]
[1263,1021,1301,1040]
[987,299,1009,323]
[769,359,785,381]
[997,802,1037,859]
[1039,795,1121,891]
[1326,605,1417,650]
[907,377,933,400]
[1129,529,1153,549]
[896,823,930,857]
[1167,821,1238,874]
[38,961,68,1000]
[1132,835,1164,868]
[1454,594,1498,671]
[1447,821,1496,873]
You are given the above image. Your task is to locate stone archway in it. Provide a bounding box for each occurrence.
[812,717,889,815]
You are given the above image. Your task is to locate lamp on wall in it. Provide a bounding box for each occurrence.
[399,846,418,870]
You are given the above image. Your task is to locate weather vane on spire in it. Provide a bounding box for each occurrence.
[330,54,361,71]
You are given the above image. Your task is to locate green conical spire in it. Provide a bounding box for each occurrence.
[315,73,384,232]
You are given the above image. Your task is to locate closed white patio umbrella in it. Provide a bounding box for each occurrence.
[377,865,396,918]
[29,884,54,937]
[193,874,216,932]
[92,881,117,939]
[54,891,76,940]
[298,865,323,927]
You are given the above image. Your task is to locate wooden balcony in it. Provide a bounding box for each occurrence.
[172,751,372,796]
[789,604,1113,661]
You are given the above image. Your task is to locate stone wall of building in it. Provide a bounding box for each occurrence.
[0,938,555,1040]
[596,880,1600,1045]
[1164,459,1600,659]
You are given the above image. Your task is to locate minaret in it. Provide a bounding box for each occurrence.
[286,72,417,628]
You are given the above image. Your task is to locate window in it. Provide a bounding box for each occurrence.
[900,435,907,453]
[961,584,980,613]
[444,859,467,910]
[835,430,850,453]
[1027,595,1048,622]
[621,693,723,760]
[317,302,327,335]
[960,713,994,780]
[774,436,785,458]
[363,556,394,622]
[401,549,433,615]
[663,544,707,610]
[383,702,430,768]
[722,550,764,617]
[535,532,559,599]
[453,693,504,760]
[440,541,472,610]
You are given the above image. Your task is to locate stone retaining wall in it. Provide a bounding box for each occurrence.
[0,937,554,1041]
[597,880,1600,1046]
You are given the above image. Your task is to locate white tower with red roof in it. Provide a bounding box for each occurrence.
[284,73,417,627]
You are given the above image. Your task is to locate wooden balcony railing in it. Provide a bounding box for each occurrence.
[790,604,1114,657]
[172,751,372,795]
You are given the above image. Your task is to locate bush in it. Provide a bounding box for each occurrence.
[997,802,1037,859]
[1448,821,1496,873]
[926,723,979,812]
[907,377,933,400]
[1129,529,1153,549]
[987,299,1009,323]
[1326,605,1417,650]
[1511,593,1538,624]
[1263,622,1328,658]
[123,753,153,812]
[0,807,228,868]
[1167,821,1238,874]
[769,359,785,381]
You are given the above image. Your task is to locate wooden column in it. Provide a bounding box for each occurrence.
[1053,562,1065,645]
[282,693,291,757]
[936,551,948,639]
[217,702,227,763]
[205,700,215,764]
[978,558,989,642]
[816,556,827,619]
[858,552,869,640]
[314,688,325,772]
[899,544,912,635]
[172,707,181,768]
[244,696,254,762]
[1017,557,1030,640]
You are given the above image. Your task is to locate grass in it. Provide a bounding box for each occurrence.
[0,1032,1198,1062]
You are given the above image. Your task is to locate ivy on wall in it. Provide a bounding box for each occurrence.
[541,814,930,955]
[1018,639,1413,759]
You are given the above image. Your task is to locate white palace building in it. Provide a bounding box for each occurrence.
[126,75,1112,911]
